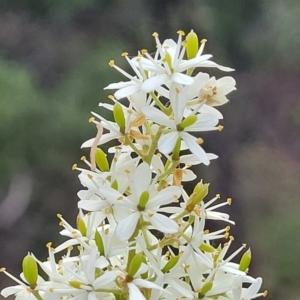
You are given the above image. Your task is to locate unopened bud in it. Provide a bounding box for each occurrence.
[22,254,38,289]
[186,30,199,59]
[113,103,126,133]
[95,148,109,172]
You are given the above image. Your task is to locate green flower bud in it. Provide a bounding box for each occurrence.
[95,230,105,256]
[137,191,150,210]
[68,280,82,289]
[199,242,215,253]
[186,181,209,211]
[113,103,126,133]
[239,248,252,271]
[177,115,197,131]
[77,217,87,236]
[95,148,109,172]
[199,281,213,297]
[127,253,143,279]
[22,254,38,288]
[161,256,179,273]
[171,138,181,161]
[111,179,118,191]
[163,51,173,72]
[186,30,199,59]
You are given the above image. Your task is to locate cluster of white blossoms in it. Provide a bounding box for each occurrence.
[1,30,267,300]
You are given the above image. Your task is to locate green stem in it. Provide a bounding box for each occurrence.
[124,134,145,159]
[150,92,168,114]
[32,291,43,300]
[143,125,164,164]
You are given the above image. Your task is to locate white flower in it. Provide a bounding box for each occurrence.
[106,162,181,241]
[143,83,220,165]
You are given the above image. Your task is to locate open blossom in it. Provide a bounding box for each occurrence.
[1,30,266,300]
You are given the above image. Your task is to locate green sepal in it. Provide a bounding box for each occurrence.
[199,243,215,253]
[77,218,87,236]
[177,115,197,131]
[186,30,199,59]
[161,256,180,273]
[95,148,109,172]
[239,248,252,271]
[95,231,105,256]
[137,191,150,210]
[22,254,38,288]
[127,252,143,279]
[113,103,126,133]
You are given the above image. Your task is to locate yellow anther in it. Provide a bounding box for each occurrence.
[148,212,154,217]
[229,236,234,241]
[201,38,207,44]
[0,268,6,272]
[59,221,64,226]
[72,164,77,170]
[225,226,231,232]
[152,32,159,37]
[57,214,62,218]
[224,232,229,239]
[108,60,114,67]
[177,30,185,36]
[77,246,82,251]
[218,125,224,131]
[113,157,118,162]
[242,243,247,248]
[117,196,123,200]
[80,156,86,161]
[141,49,147,55]
[227,198,232,205]
[46,242,52,248]
[87,174,93,179]
[89,117,95,123]
[127,109,133,114]
[181,41,187,47]
[175,87,180,94]
[197,138,204,145]
[108,95,114,100]
[136,57,141,62]
[204,229,209,234]
[121,52,128,57]
[124,169,131,174]
[67,246,73,251]
[263,290,268,297]
[216,193,221,198]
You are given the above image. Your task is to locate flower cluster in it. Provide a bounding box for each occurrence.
[1,30,267,300]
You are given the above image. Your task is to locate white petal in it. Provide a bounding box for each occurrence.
[180,132,210,165]
[148,186,181,207]
[142,106,174,128]
[171,72,194,86]
[116,212,140,241]
[114,83,141,100]
[127,282,146,300]
[178,54,212,72]
[169,83,187,124]
[144,212,178,233]
[93,271,119,288]
[217,76,236,94]
[141,74,170,92]
[158,131,179,154]
[132,163,151,198]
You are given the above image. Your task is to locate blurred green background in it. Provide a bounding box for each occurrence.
[0,1,300,299]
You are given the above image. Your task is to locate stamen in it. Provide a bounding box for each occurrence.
[108,60,115,67]
[121,52,128,57]
[177,30,185,36]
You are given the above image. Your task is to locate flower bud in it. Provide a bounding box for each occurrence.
[95,230,105,256]
[199,281,213,297]
[95,148,109,172]
[22,254,38,289]
[199,242,215,253]
[113,103,126,133]
[77,217,87,236]
[127,253,143,279]
[161,256,179,273]
[171,138,181,161]
[239,248,251,271]
[186,181,209,211]
[186,30,199,59]
[177,115,197,131]
[137,191,150,210]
